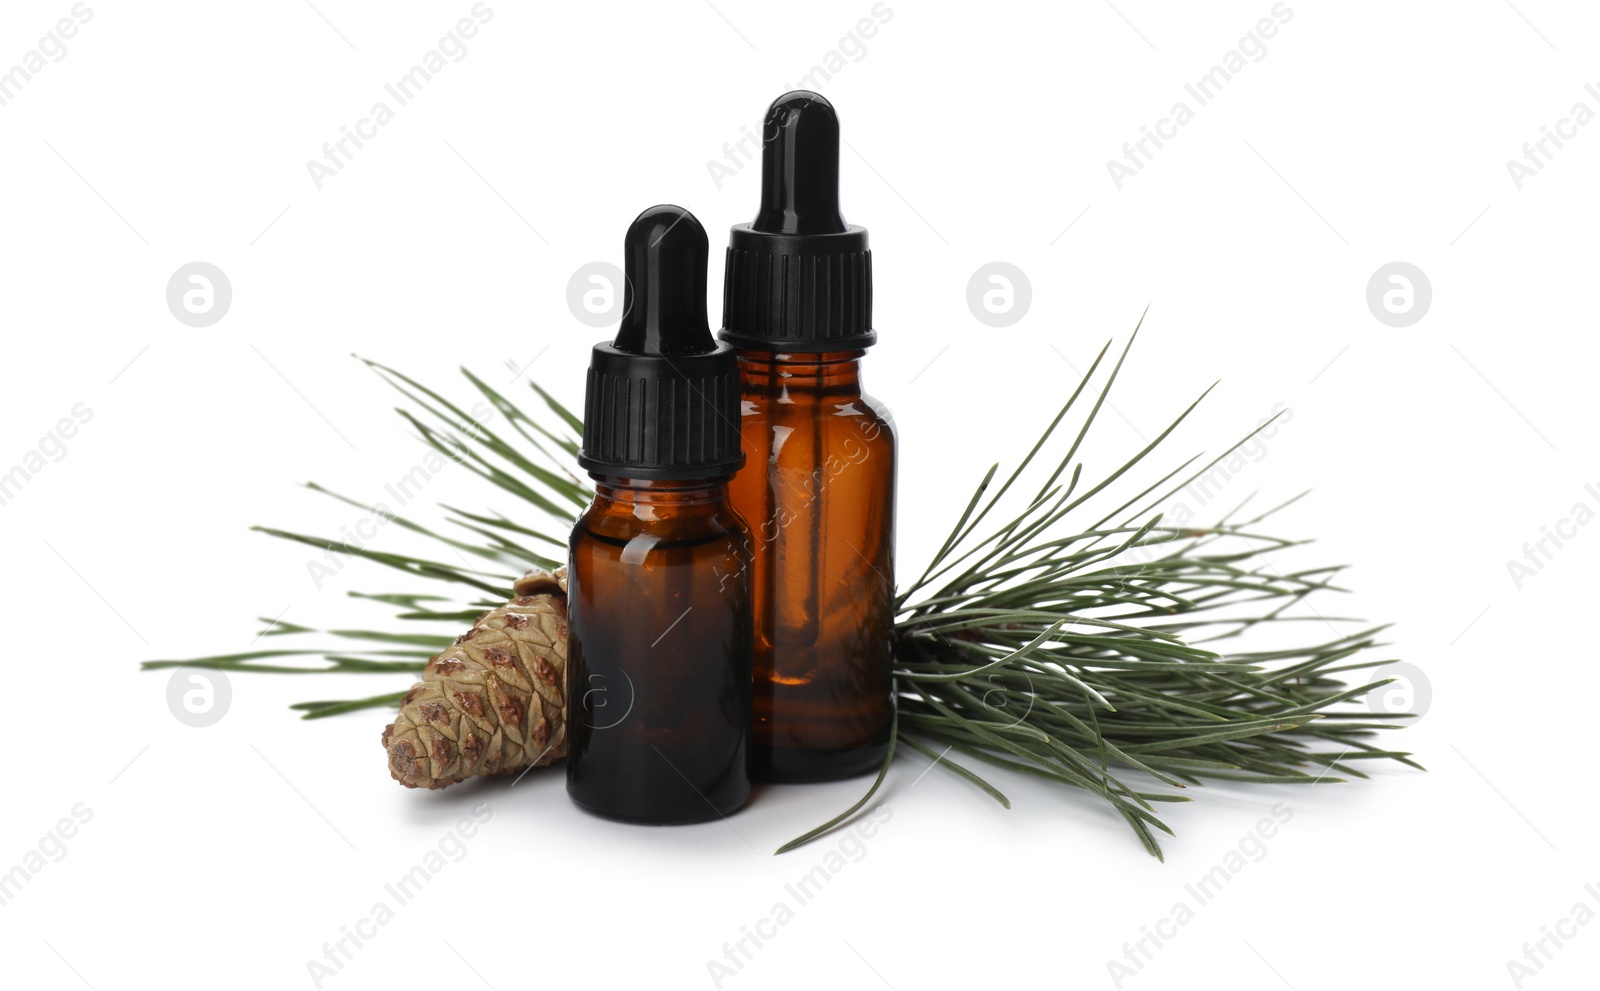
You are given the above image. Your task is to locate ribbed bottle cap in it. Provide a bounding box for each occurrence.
[578,205,744,480]
[720,92,875,353]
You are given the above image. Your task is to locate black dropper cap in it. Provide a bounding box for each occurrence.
[578,205,744,480]
[720,92,874,352]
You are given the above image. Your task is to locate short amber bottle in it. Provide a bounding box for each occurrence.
[566,205,754,823]
[720,92,897,781]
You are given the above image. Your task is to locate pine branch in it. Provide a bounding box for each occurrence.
[146,331,1420,860]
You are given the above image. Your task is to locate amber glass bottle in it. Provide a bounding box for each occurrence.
[727,350,895,781]
[567,205,753,823]
[720,93,897,782]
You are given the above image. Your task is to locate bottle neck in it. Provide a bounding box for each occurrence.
[588,476,734,520]
[734,349,866,393]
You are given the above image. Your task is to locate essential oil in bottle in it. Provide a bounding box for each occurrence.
[719,92,897,782]
[566,205,754,823]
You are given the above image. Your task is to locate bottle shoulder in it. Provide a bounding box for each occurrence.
[832,392,896,456]
[852,392,897,440]
[739,388,897,435]
[572,500,750,547]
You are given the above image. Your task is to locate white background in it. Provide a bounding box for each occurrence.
[2,1,1596,988]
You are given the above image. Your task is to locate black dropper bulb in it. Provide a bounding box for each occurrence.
[579,205,743,480]
[721,92,873,353]
[752,92,848,236]
[615,204,714,356]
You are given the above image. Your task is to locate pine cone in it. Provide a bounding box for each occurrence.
[382,569,569,789]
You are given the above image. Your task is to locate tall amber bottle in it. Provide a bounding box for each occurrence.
[720,93,896,782]
[567,205,754,823]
